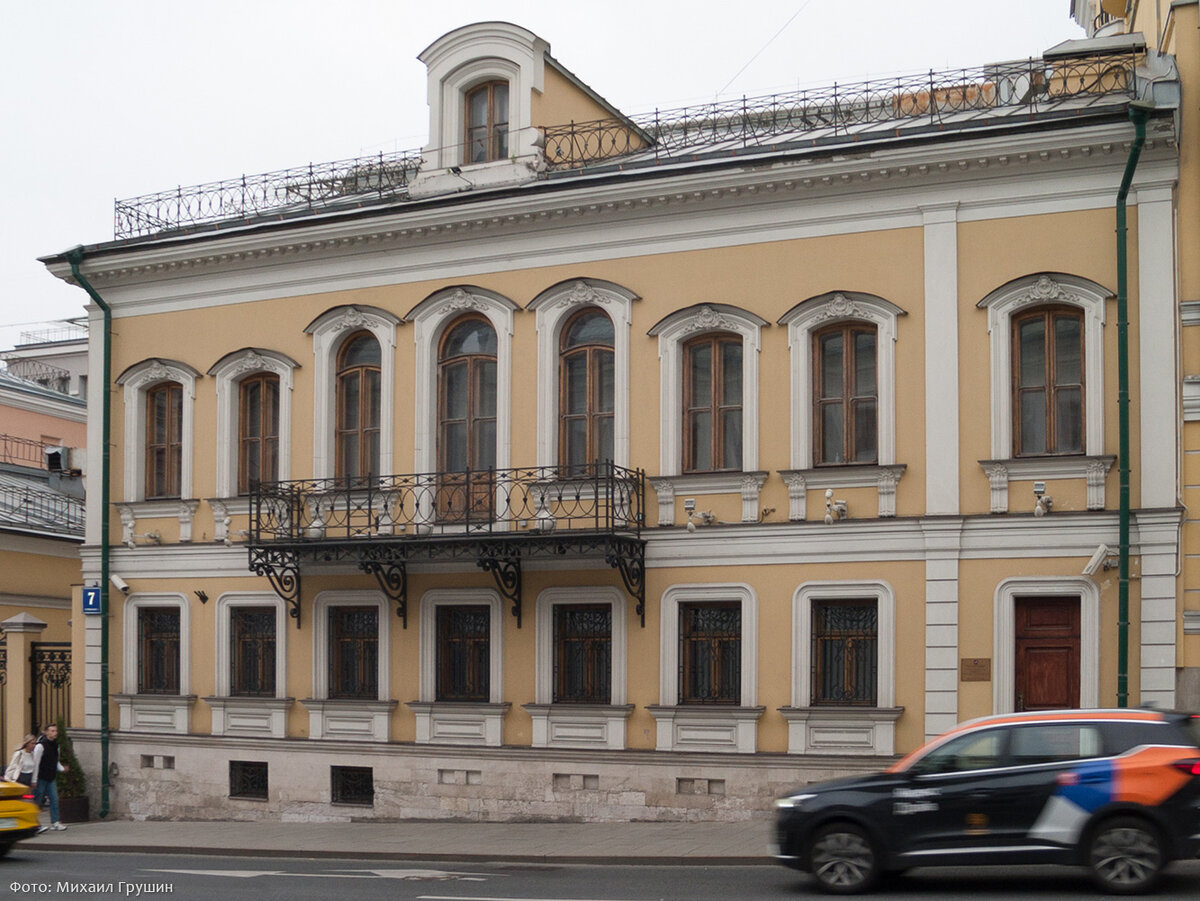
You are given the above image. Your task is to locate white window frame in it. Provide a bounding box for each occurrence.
[782,580,900,756]
[528,279,638,468]
[792,581,896,709]
[208,592,290,738]
[115,358,200,502]
[213,591,288,698]
[117,593,193,734]
[978,273,1108,461]
[417,588,505,704]
[993,577,1100,713]
[650,583,761,753]
[209,348,298,500]
[780,292,905,470]
[649,303,766,476]
[311,590,390,701]
[406,286,518,476]
[526,586,631,749]
[305,305,399,481]
[410,588,508,746]
[533,586,628,705]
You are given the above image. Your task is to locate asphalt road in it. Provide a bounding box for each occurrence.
[2,850,1199,900]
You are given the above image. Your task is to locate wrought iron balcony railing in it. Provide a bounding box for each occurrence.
[542,51,1139,169]
[249,462,644,545]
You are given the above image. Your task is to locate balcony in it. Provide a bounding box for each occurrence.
[247,462,646,628]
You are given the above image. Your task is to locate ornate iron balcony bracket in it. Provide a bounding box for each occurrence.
[477,553,523,627]
[248,546,302,628]
[606,538,647,627]
[358,556,409,628]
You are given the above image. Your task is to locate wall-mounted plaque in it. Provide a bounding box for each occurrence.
[961,658,992,682]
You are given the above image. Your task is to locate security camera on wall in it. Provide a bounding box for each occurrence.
[1083,544,1111,577]
[110,574,130,594]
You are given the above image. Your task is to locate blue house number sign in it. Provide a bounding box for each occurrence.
[82,586,102,615]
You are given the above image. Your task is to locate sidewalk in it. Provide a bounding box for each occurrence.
[27,818,775,865]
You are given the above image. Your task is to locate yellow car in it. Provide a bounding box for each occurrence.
[0,781,40,857]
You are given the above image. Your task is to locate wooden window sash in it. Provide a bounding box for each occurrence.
[1012,307,1085,457]
[145,382,183,499]
[238,373,280,494]
[682,334,742,473]
[812,324,878,465]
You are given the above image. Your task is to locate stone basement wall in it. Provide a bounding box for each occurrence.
[70,731,885,823]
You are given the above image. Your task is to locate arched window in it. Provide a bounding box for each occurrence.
[559,308,614,471]
[238,373,280,493]
[335,332,381,482]
[465,81,509,163]
[1012,306,1084,456]
[813,323,878,465]
[683,333,742,473]
[146,382,183,499]
[439,316,498,473]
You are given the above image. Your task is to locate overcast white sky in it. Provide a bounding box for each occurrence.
[0,1,1084,349]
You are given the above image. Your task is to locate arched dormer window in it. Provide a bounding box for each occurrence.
[465,81,509,164]
[336,331,382,482]
[559,308,614,471]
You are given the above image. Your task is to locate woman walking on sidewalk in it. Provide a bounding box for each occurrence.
[5,735,37,787]
[32,724,68,832]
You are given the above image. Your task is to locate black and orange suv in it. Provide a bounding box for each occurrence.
[773,709,1200,894]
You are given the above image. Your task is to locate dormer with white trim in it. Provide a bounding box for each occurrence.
[410,21,631,198]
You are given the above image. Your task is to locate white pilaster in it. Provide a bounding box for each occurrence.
[1136,511,1182,709]
[1135,183,1178,509]
[923,519,962,739]
[923,205,959,515]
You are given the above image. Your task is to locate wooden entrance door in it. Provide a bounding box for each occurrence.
[1014,597,1080,711]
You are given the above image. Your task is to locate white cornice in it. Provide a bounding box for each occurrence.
[44,121,1177,318]
[0,387,87,422]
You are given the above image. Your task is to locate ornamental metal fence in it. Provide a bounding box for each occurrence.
[30,642,70,735]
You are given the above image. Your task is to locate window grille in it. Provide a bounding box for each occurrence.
[229,760,268,800]
[678,602,741,704]
[553,604,612,704]
[328,606,378,699]
[138,607,180,695]
[436,605,490,702]
[331,765,373,805]
[811,600,878,706]
[231,606,276,697]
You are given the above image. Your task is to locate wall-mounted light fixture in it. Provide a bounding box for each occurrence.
[1033,481,1053,517]
[824,488,848,525]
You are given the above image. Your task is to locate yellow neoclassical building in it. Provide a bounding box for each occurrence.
[39,12,1199,821]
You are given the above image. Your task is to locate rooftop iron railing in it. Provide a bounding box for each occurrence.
[0,434,49,469]
[543,51,1138,168]
[250,462,644,545]
[16,324,88,346]
[113,50,1139,238]
[0,358,71,392]
[0,484,84,536]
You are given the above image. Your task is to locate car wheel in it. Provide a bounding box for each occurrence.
[1087,817,1165,895]
[808,822,880,894]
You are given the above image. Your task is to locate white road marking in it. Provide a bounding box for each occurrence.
[144,867,493,881]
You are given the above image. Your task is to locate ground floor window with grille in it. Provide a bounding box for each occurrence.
[331,765,373,805]
[138,607,180,694]
[229,760,268,800]
[811,599,878,705]
[679,601,741,704]
[231,606,276,696]
[553,604,611,704]
[328,606,378,699]
[436,605,490,701]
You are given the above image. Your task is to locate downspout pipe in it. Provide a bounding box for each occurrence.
[1115,101,1153,708]
[65,246,111,818]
